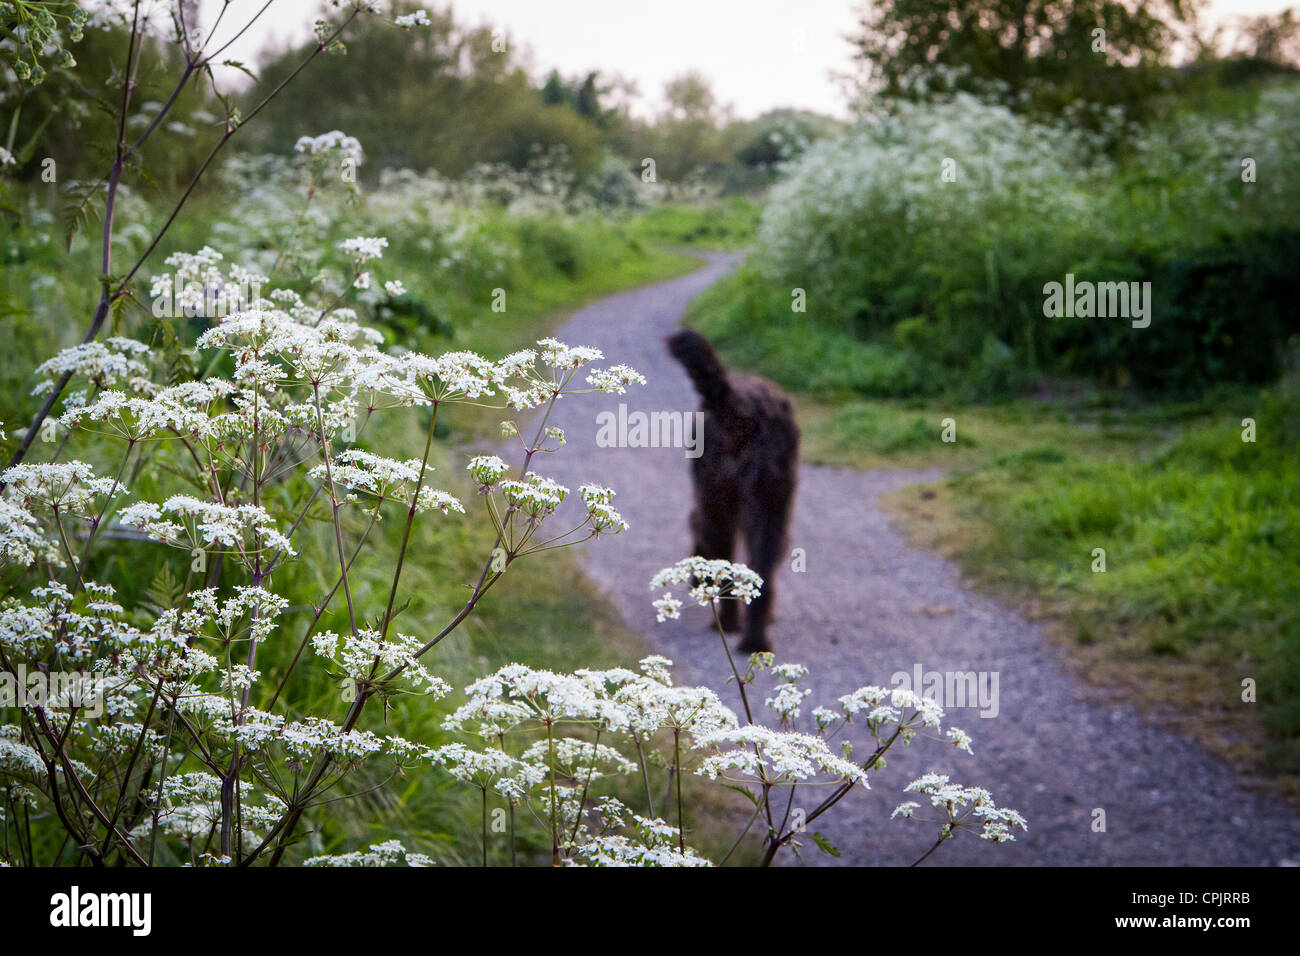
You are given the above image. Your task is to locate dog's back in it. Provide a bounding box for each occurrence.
[666,329,799,652]
[666,329,799,487]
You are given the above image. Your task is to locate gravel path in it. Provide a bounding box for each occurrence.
[536,250,1300,866]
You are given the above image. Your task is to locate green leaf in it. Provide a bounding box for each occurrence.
[721,783,759,807]
[811,832,841,857]
[108,291,130,333]
[221,59,259,83]
[61,178,106,250]
[141,563,184,620]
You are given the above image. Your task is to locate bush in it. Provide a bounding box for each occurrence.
[716,84,1300,399]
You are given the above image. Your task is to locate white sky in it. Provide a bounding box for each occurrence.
[199,0,1298,120]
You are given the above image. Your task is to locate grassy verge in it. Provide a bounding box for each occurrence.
[415,219,702,360]
[434,239,702,444]
[848,391,1297,789]
[793,389,1182,472]
[622,196,761,251]
[879,381,1299,788]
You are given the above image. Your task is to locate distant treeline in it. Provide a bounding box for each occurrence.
[3,2,842,198]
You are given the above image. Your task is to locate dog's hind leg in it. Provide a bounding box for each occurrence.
[737,480,795,654]
[691,499,741,632]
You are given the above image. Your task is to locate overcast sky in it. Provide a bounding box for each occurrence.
[199,0,1298,119]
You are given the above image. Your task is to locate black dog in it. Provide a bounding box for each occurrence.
[666,329,799,653]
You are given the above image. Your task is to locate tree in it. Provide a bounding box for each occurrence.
[247,5,604,180]
[851,0,1199,115]
[643,72,731,180]
[1234,8,1300,67]
[575,72,603,120]
[731,109,843,168]
[540,69,570,107]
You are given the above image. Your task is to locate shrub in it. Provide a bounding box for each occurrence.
[724,85,1300,399]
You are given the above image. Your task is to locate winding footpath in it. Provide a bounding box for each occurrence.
[536,251,1300,866]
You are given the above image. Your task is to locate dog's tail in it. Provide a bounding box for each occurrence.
[666,329,731,409]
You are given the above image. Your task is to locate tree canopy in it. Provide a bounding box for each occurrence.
[851,0,1198,115]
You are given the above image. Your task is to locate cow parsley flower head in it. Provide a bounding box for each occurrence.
[891,801,920,820]
[0,498,58,566]
[430,742,546,799]
[311,450,463,515]
[637,655,674,685]
[499,473,568,523]
[900,772,1027,843]
[694,725,869,787]
[571,814,712,867]
[60,385,225,441]
[32,338,152,398]
[890,686,945,728]
[652,593,682,622]
[1,462,127,518]
[137,773,284,843]
[400,349,502,403]
[765,680,810,723]
[946,726,974,755]
[0,730,50,781]
[305,840,433,867]
[394,9,431,29]
[441,695,534,739]
[277,716,385,764]
[311,628,451,697]
[650,556,764,615]
[536,337,602,369]
[337,235,388,263]
[207,586,289,642]
[495,350,536,379]
[453,663,636,732]
[294,130,364,166]
[521,737,638,779]
[812,706,839,731]
[835,683,952,743]
[117,496,295,558]
[467,455,509,489]
[585,364,647,394]
[578,484,627,534]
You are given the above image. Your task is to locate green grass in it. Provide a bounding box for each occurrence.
[684,82,1300,404]
[685,264,933,399]
[862,383,1300,780]
[794,393,1175,472]
[405,216,701,360]
[623,196,761,250]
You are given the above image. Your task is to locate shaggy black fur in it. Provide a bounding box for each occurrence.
[666,329,799,653]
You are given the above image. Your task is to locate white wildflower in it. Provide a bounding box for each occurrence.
[305,840,434,867]
[650,556,763,613]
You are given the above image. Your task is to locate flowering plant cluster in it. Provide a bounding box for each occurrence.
[758,82,1300,305]
[0,1,1025,868]
[0,228,666,865]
